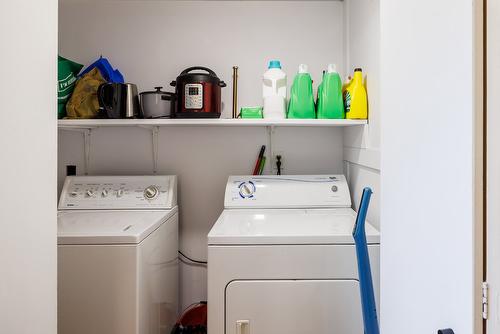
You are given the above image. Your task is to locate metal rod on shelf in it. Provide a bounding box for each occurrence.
[232,66,239,118]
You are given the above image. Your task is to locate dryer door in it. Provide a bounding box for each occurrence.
[225,279,363,334]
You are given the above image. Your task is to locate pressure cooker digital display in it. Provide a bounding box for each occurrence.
[184,83,203,109]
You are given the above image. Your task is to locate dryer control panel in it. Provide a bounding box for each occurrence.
[58,175,177,210]
[225,175,352,209]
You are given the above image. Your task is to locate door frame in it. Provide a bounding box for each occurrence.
[486,0,500,332]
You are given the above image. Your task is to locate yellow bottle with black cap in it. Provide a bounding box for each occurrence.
[344,68,367,119]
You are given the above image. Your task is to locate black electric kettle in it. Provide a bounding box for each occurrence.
[97,83,142,118]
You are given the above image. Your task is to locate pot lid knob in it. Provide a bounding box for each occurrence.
[154,86,163,91]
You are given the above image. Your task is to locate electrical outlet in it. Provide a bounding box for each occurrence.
[66,165,77,176]
[272,151,285,174]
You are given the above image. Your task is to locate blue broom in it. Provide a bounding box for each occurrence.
[352,188,380,334]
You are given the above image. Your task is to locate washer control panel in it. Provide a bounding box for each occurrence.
[184,83,203,109]
[58,175,177,210]
[225,175,351,209]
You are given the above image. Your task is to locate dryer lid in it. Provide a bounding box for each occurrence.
[57,209,177,245]
[207,208,379,245]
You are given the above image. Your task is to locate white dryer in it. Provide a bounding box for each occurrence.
[58,175,179,334]
[207,175,379,334]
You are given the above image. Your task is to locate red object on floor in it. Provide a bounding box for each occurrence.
[178,303,207,326]
[171,302,207,334]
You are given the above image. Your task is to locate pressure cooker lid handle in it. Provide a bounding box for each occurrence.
[180,66,217,77]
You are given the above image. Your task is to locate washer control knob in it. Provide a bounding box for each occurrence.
[70,191,78,198]
[101,189,109,198]
[117,189,124,198]
[239,181,256,198]
[86,190,95,198]
[144,185,159,200]
[331,185,338,192]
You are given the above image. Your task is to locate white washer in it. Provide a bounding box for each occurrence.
[207,175,379,334]
[58,175,179,334]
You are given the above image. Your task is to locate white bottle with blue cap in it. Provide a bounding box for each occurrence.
[263,60,287,119]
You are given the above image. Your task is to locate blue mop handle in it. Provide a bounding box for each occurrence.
[352,188,379,334]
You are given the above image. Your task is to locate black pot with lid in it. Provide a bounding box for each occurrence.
[139,86,176,118]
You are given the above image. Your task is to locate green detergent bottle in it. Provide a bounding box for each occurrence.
[287,64,315,119]
[317,64,345,119]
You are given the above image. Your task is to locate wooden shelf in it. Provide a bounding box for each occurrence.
[58,118,367,129]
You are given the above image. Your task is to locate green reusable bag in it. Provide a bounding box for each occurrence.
[58,56,83,119]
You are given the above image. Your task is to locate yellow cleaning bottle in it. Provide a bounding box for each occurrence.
[344,68,367,119]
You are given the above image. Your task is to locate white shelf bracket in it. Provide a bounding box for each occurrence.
[267,125,276,174]
[83,128,92,175]
[59,127,94,175]
[152,126,160,174]
[137,125,160,174]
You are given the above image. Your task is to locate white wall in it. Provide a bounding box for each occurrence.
[380,0,479,333]
[59,126,345,309]
[343,0,380,229]
[58,0,348,310]
[59,1,345,116]
[0,1,57,333]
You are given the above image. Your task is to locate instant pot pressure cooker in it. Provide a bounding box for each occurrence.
[170,67,226,118]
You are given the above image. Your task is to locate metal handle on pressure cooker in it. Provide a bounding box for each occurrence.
[180,66,217,77]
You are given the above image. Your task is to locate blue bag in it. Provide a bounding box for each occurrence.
[79,56,124,83]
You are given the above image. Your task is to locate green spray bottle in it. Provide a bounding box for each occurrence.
[317,64,345,119]
[287,64,315,119]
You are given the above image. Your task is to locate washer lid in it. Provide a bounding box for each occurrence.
[207,208,379,245]
[57,208,177,245]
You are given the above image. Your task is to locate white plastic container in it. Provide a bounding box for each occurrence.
[263,60,287,119]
